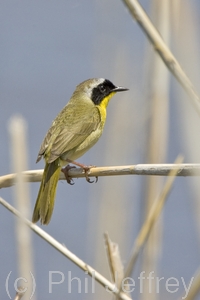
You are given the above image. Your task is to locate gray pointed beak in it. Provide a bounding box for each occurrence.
[112,86,129,92]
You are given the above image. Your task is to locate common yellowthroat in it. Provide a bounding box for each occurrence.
[32,78,128,224]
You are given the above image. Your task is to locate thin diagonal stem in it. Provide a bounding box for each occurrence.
[0,196,131,300]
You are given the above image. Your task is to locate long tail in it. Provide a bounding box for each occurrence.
[32,159,61,225]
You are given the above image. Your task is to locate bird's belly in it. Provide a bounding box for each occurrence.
[61,127,103,163]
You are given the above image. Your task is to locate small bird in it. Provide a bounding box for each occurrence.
[32,78,128,224]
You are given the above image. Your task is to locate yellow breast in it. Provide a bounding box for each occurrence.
[97,91,115,126]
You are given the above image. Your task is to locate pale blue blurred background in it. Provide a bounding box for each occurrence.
[1,1,200,299]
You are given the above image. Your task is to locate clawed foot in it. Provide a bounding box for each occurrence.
[61,165,76,185]
[82,165,98,183]
[62,163,98,184]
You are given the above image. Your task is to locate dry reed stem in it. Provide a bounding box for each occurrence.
[0,163,200,189]
[141,1,170,298]
[104,233,125,289]
[122,155,184,281]
[104,233,132,300]
[182,267,200,300]
[121,0,200,115]
[0,196,131,300]
[9,116,35,300]
[14,287,25,300]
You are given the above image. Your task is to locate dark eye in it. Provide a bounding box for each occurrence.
[99,84,106,93]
